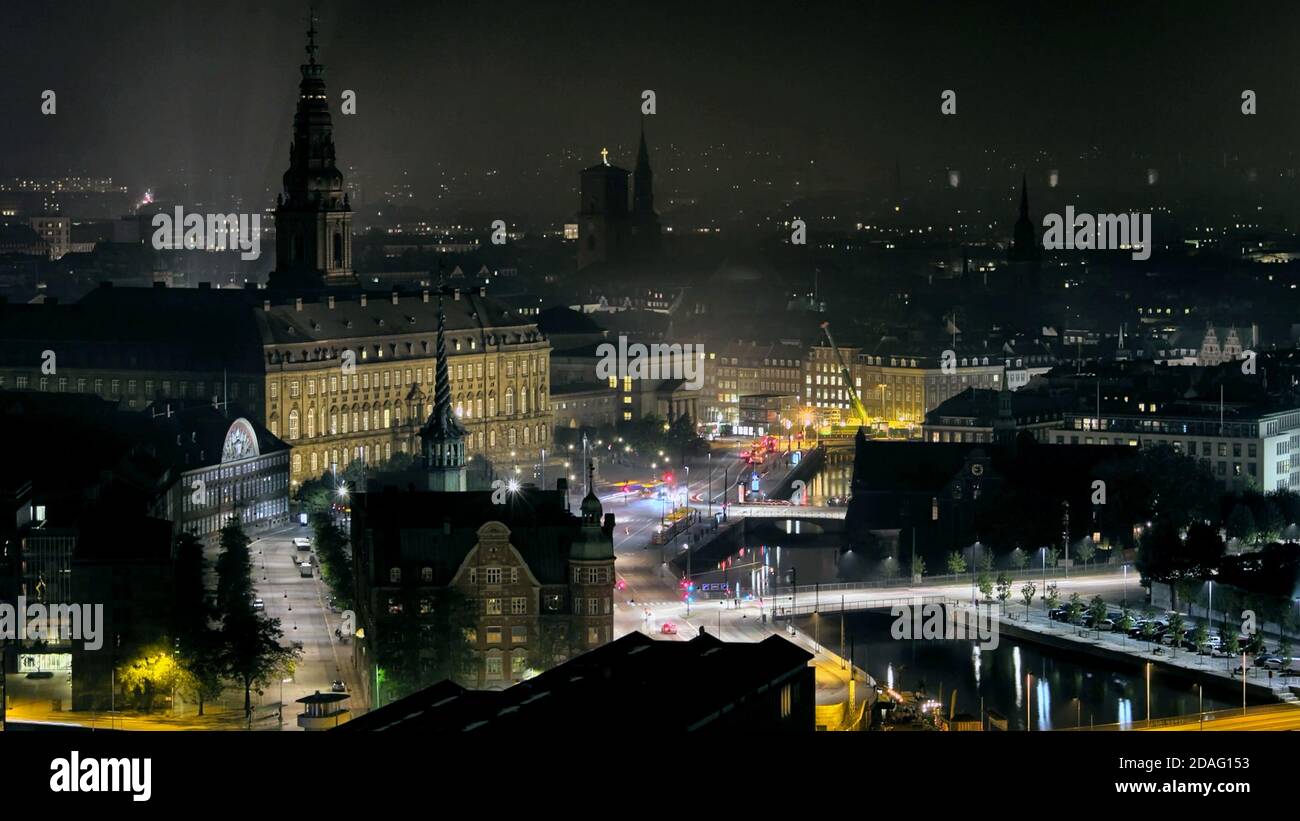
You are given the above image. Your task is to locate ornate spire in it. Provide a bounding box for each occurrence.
[420,266,467,490]
[306,5,319,66]
[423,265,467,443]
[632,118,655,216]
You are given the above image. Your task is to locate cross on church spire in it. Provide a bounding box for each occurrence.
[600,147,609,166]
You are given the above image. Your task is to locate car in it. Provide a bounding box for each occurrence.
[660,622,677,635]
[1087,617,1115,630]
[1255,654,1284,669]
[331,680,347,693]
[253,598,265,610]
[1048,607,1069,622]
[299,562,314,577]
[292,537,312,549]
[25,671,54,679]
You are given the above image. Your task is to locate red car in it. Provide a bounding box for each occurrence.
[614,578,626,591]
[660,622,677,635]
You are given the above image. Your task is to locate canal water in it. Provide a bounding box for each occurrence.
[687,449,1264,728]
[807,610,1252,729]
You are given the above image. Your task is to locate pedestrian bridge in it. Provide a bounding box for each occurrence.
[729,504,846,520]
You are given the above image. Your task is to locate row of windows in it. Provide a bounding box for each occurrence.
[573,597,612,615]
[270,356,548,400]
[571,567,610,584]
[1,374,258,401]
[467,567,520,585]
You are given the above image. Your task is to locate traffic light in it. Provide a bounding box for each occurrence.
[663,471,674,484]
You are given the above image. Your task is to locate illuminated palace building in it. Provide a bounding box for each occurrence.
[0,27,552,490]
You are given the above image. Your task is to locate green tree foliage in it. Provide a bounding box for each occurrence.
[222,610,300,718]
[1225,504,1256,545]
[1019,581,1036,619]
[373,586,477,703]
[172,532,223,715]
[214,517,253,619]
[310,511,354,610]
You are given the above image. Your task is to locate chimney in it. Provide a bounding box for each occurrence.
[295,297,303,312]
[422,290,429,303]
[391,290,400,306]
[328,295,335,309]
[263,299,271,312]
[360,294,368,307]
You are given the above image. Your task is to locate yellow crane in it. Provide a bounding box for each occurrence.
[819,320,869,428]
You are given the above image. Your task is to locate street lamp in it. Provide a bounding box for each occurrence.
[280,676,293,729]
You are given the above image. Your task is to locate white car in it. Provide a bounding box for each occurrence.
[253,598,265,610]
[292,537,312,550]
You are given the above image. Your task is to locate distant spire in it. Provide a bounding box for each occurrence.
[636,118,650,169]
[434,264,455,422]
[305,5,319,66]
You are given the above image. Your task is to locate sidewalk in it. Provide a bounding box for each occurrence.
[996,604,1298,702]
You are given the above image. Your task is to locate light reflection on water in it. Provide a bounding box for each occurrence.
[813,611,1245,730]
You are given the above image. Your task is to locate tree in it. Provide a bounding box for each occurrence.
[1044,582,1060,614]
[1220,625,1242,672]
[1010,548,1029,571]
[1138,521,1221,610]
[1168,611,1186,656]
[311,511,354,609]
[222,610,300,719]
[1088,595,1108,636]
[1020,581,1037,620]
[946,552,967,576]
[1192,623,1210,661]
[1117,608,1135,642]
[116,646,182,713]
[172,532,224,716]
[1075,540,1096,570]
[977,569,994,603]
[375,585,478,701]
[214,517,254,620]
[911,553,926,579]
[995,573,1012,609]
[1045,547,1059,568]
[1255,500,1284,545]
[1225,504,1257,546]
[1066,592,1084,633]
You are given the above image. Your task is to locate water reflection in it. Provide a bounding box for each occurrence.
[828,611,1245,730]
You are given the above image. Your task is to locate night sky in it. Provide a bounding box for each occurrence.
[2,0,1298,218]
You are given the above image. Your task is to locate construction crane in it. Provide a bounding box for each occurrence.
[819,320,869,428]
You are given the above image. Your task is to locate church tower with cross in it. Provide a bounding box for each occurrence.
[269,13,357,290]
[577,147,631,270]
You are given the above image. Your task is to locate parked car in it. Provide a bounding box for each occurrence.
[331,679,347,693]
[660,622,677,635]
[1087,617,1115,631]
[253,598,265,610]
[1255,654,1284,669]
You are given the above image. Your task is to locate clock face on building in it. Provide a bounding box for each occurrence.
[222,418,261,463]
